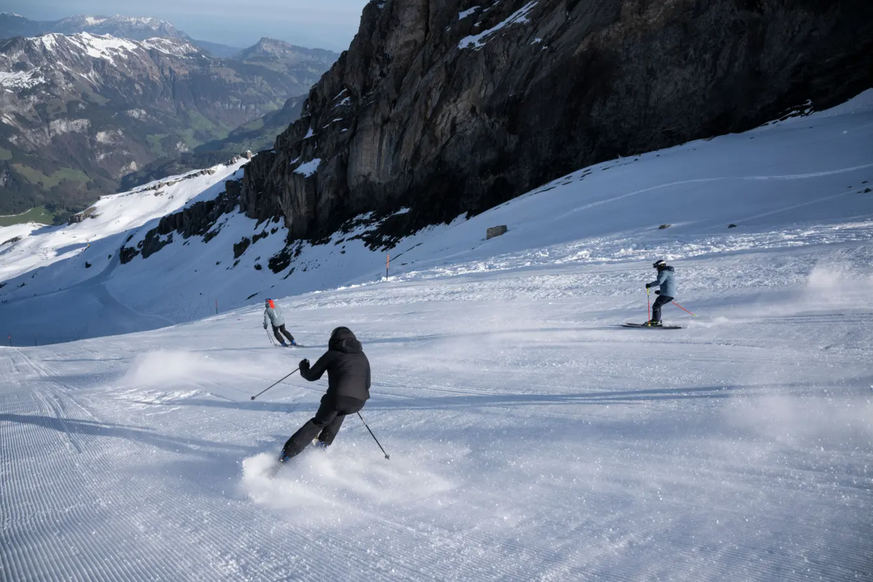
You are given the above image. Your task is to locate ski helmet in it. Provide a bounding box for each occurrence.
[653,259,667,269]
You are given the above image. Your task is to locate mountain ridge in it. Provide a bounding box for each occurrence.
[0,29,336,220]
[1,12,231,55]
[0,12,342,59]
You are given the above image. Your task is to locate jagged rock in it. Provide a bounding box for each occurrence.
[240,0,873,246]
[233,237,251,259]
[119,180,243,263]
[486,225,508,240]
[67,207,98,224]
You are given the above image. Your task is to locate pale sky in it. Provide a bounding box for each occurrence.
[2,0,371,51]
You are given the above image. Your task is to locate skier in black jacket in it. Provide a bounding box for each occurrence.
[279,327,371,462]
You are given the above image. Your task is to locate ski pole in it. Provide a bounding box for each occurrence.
[250,367,299,400]
[265,326,276,346]
[671,301,697,317]
[357,412,390,459]
[646,288,651,321]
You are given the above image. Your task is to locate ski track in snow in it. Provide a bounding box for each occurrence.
[1,93,873,580]
[2,240,872,581]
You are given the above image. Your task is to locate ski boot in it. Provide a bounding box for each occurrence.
[645,320,663,327]
[312,439,329,450]
[280,341,288,347]
[290,340,297,346]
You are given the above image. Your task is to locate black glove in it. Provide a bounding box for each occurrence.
[655,290,660,295]
[645,283,652,289]
[299,359,310,370]
[263,323,268,329]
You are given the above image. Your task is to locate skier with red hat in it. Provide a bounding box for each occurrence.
[263,299,297,346]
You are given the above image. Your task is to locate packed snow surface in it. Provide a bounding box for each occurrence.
[1,92,872,581]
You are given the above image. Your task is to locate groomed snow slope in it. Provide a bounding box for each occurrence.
[1,92,872,581]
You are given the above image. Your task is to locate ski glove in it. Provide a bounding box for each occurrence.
[299,359,310,371]
[263,323,268,329]
[645,283,652,289]
[655,290,660,295]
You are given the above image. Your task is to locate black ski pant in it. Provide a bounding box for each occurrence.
[272,324,294,344]
[651,295,674,322]
[282,394,366,459]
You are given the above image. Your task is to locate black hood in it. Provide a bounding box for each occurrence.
[329,327,362,354]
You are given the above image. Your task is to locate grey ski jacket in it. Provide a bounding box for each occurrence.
[647,266,676,297]
[263,300,285,327]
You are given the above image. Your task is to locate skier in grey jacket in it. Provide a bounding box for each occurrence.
[645,260,676,327]
[263,299,296,346]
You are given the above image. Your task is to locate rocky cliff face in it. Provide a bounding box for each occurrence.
[240,0,873,246]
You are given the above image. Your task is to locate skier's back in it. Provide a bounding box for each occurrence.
[279,327,370,462]
[645,260,676,326]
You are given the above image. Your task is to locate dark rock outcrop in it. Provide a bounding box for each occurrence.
[119,179,243,263]
[67,206,98,224]
[240,0,873,247]
[486,225,508,240]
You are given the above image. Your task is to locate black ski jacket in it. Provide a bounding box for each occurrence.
[300,327,371,401]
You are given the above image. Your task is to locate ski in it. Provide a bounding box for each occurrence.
[621,323,682,329]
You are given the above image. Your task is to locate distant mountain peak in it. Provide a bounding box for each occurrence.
[60,14,174,28]
[55,14,189,40]
[233,37,338,62]
[256,37,288,45]
[0,18,339,220]
[15,31,200,61]
[244,37,294,55]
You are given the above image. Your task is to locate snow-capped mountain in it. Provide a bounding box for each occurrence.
[44,14,188,41]
[1,12,209,48]
[0,31,335,219]
[0,13,187,41]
